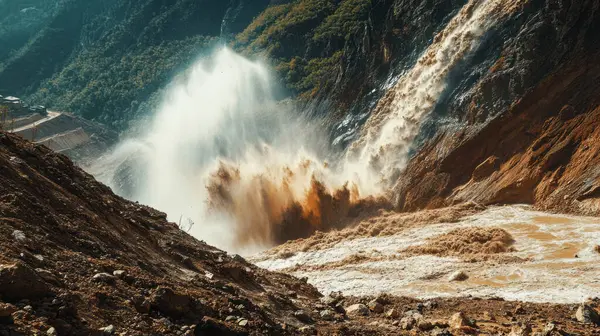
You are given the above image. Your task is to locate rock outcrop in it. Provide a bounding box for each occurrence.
[392,0,600,216]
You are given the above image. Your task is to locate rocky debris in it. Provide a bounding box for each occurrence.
[574,304,600,325]
[385,308,399,318]
[238,319,248,327]
[514,304,525,315]
[35,268,61,286]
[448,271,468,282]
[150,287,192,318]
[319,309,334,321]
[131,294,151,313]
[11,230,26,243]
[448,312,473,329]
[417,319,433,331]
[508,322,532,336]
[299,325,316,334]
[0,262,50,301]
[345,303,369,317]
[404,309,423,320]
[112,270,126,278]
[482,311,494,321]
[323,291,344,307]
[432,320,449,329]
[368,299,384,313]
[92,272,116,284]
[294,310,312,323]
[400,316,416,330]
[431,328,453,336]
[99,324,115,334]
[195,317,244,335]
[47,327,57,335]
[542,323,556,335]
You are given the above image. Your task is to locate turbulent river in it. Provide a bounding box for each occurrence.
[252,205,600,304]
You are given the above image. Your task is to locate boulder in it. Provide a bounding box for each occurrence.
[448,312,473,329]
[508,322,532,336]
[0,263,50,301]
[151,287,193,318]
[92,273,116,284]
[368,300,384,313]
[320,309,334,321]
[345,303,369,317]
[574,304,600,325]
[448,271,469,282]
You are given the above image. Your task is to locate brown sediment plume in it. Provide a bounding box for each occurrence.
[206,160,391,248]
[260,202,484,257]
[402,227,516,257]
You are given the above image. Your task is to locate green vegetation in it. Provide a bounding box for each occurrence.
[0,0,386,129]
[235,0,373,100]
[0,0,269,129]
[30,36,217,129]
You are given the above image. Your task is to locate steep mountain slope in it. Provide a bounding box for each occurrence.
[0,0,270,129]
[390,0,600,215]
[0,130,325,335]
[2,131,599,335]
[0,0,471,137]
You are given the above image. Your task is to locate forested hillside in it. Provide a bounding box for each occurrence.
[0,0,270,129]
[0,0,461,132]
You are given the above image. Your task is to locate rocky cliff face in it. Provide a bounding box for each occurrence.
[391,0,600,215]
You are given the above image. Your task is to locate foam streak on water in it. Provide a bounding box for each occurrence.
[253,205,600,304]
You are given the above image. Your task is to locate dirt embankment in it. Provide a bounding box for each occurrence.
[393,49,600,215]
[388,0,600,216]
[1,130,600,335]
[0,131,326,335]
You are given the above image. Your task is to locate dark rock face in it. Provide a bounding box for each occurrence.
[150,287,194,318]
[391,0,600,214]
[0,263,51,302]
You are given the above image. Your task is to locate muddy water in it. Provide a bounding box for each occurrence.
[252,205,600,303]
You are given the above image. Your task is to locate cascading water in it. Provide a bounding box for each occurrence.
[91,0,525,252]
[346,0,525,185]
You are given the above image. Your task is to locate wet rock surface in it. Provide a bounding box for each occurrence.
[392,0,600,217]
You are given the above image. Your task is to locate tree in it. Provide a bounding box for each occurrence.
[0,105,9,130]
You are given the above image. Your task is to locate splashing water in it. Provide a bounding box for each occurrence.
[90,48,378,252]
[91,0,524,251]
